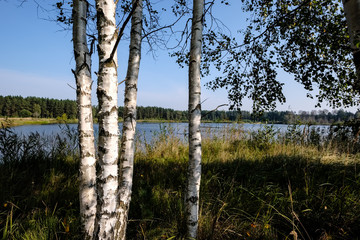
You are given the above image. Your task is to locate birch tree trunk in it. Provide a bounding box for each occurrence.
[94,0,119,238]
[186,0,204,238]
[343,0,360,79]
[72,0,97,238]
[114,0,142,239]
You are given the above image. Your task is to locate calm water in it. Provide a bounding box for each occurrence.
[12,122,328,143]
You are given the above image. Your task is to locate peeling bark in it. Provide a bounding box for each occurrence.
[186,0,204,238]
[94,0,119,238]
[114,1,143,239]
[343,0,360,80]
[72,0,97,238]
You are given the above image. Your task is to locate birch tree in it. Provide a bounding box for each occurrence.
[114,0,142,238]
[66,0,185,238]
[186,0,204,238]
[72,0,97,238]
[94,0,119,238]
[343,0,360,81]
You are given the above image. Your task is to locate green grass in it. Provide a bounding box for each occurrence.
[0,124,360,239]
[0,118,77,127]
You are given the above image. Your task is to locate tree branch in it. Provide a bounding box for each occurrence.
[67,83,77,91]
[107,0,140,63]
[201,104,228,118]
[141,11,186,40]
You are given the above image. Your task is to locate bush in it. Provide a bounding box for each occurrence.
[18,109,32,118]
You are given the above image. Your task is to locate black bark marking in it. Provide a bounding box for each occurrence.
[190,103,201,113]
[187,196,198,204]
[189,221,198,226]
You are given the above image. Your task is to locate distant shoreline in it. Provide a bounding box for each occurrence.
[0,117,243,127]
[0,117,335,128]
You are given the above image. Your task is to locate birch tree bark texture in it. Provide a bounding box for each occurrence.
[343,0,360,79]
[186,0,204,238]
[94,0,119,238]
[72,0,97,238]
[114,0,143,239]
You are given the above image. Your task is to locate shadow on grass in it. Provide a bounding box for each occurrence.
[128,151,360,240]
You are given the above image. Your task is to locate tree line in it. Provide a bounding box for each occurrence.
[0,95,77,119]
[1,95,357,124]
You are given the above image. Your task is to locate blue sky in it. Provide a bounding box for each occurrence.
[0,0,356,112]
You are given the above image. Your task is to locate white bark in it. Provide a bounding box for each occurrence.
[186,0,204,238]
[343,0,360,79]
[72,0,97,238]
[94,0,119,238]
[114,0,142,239]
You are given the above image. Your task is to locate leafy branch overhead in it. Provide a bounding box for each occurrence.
[173,0,360,112]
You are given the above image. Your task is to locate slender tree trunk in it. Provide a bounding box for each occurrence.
[114,0,142,239]
[94,0,119,238]
[186,0,204,238]
[72,0,97,238]
[343,0,360,79]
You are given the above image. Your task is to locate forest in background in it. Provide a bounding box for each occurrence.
[0,95,358,124]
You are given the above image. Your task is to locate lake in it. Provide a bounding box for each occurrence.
[12,122,328,143]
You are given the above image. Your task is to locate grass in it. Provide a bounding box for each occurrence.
[0,118,77,127]
[0,124,360,239]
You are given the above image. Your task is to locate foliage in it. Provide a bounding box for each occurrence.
[328,118,360,153]
[249,124,278,150]
[32,104,41,118]
[0,95,77,119]
[173,0,359,112]
[19,109,32,118]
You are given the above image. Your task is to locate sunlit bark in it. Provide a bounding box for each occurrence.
[186,0,204,238]
[114,0,142,239]
[94,0,119,238]
[72,0,97,238]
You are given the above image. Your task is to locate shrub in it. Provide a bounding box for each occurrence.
[19,109,32,118]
